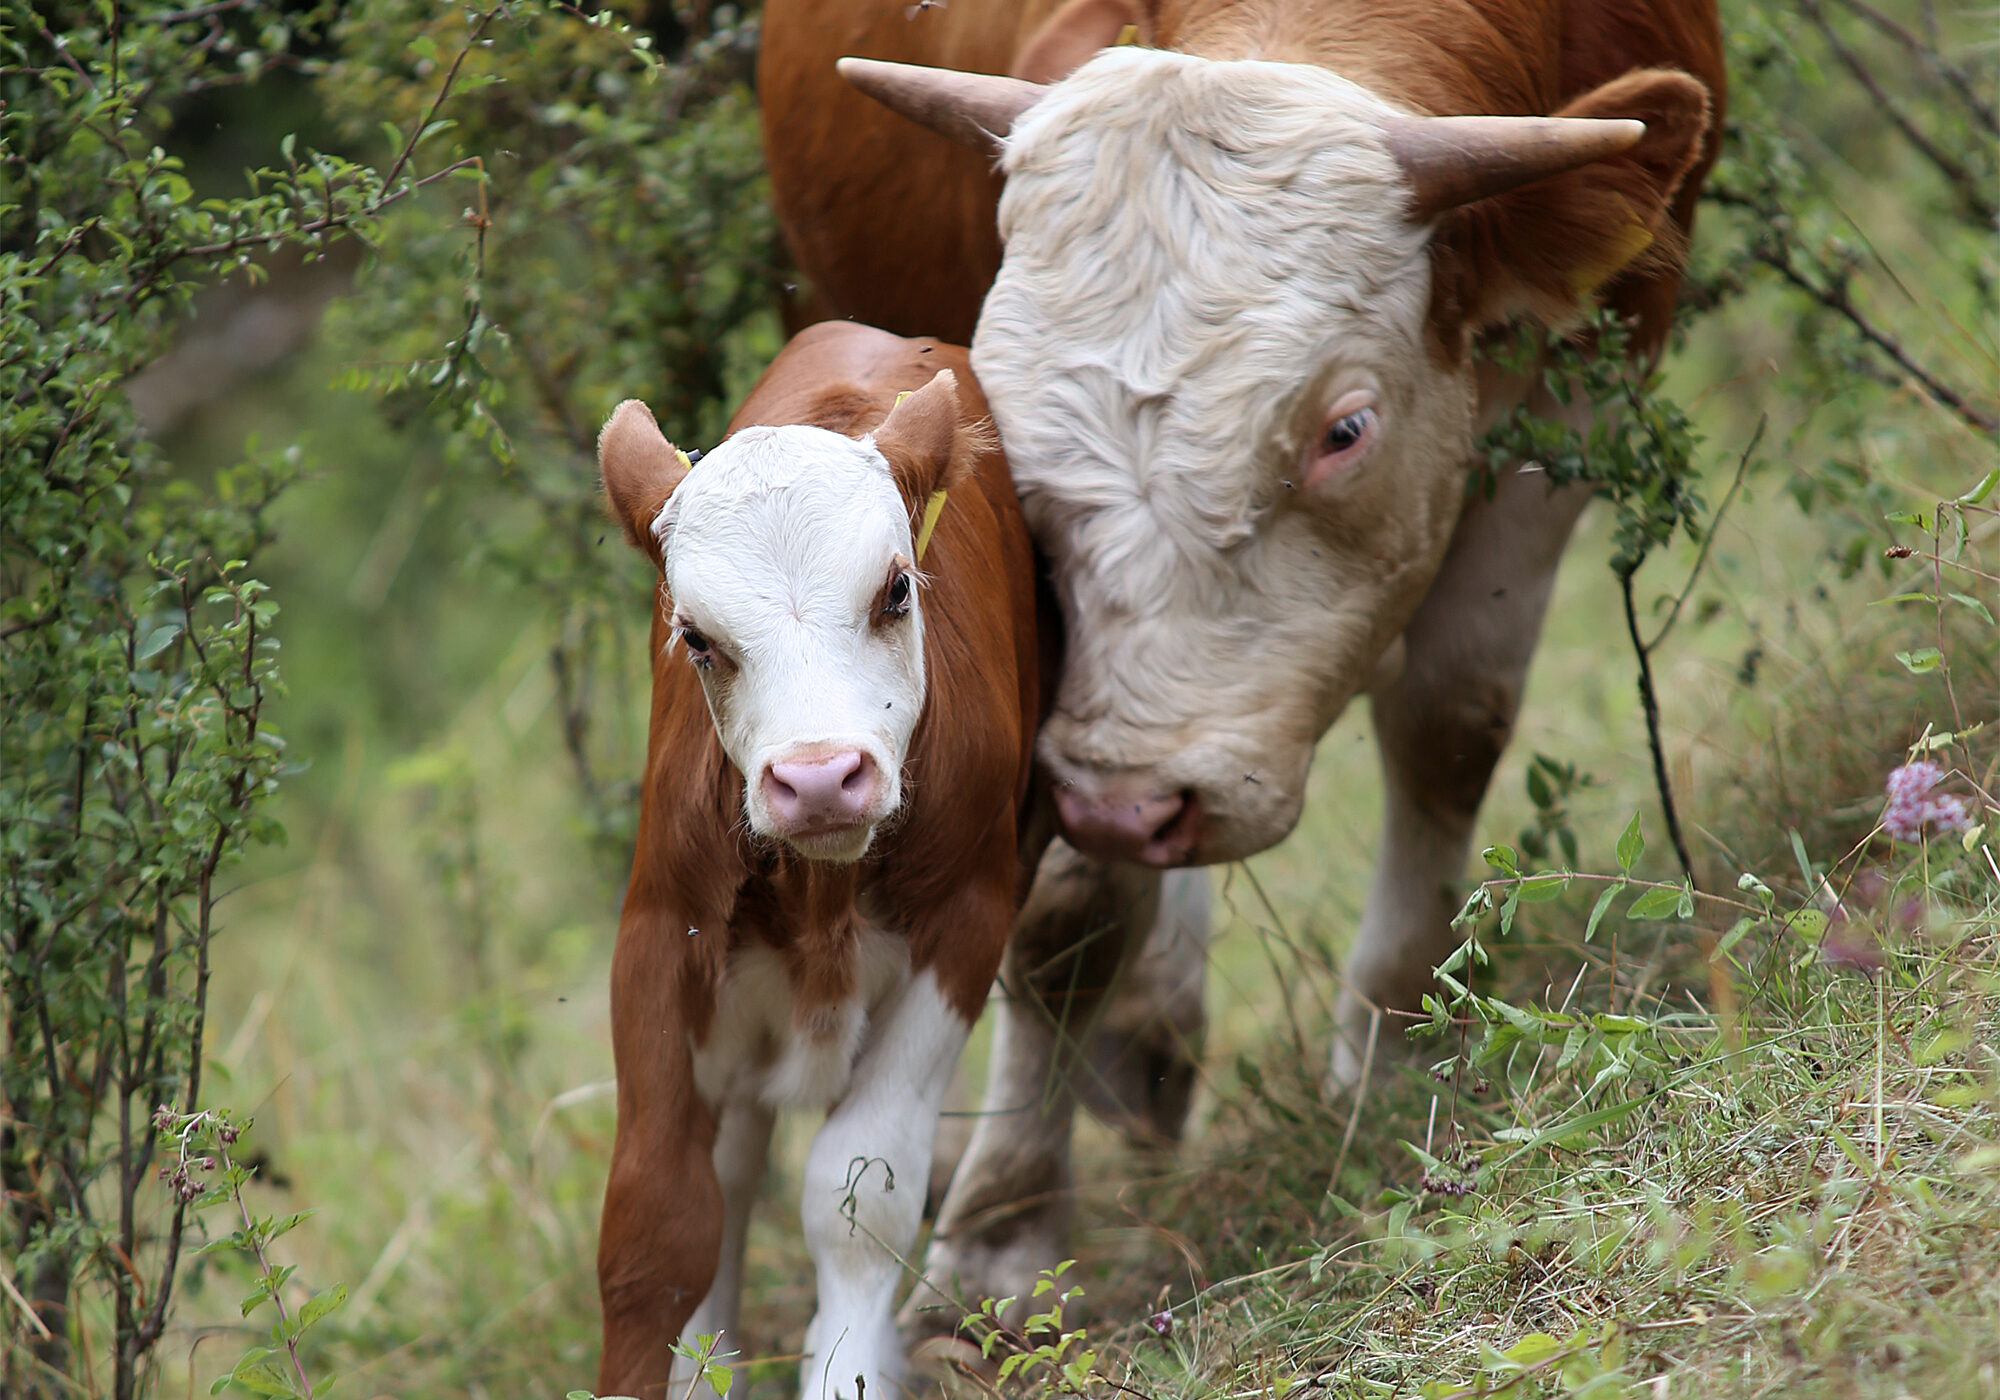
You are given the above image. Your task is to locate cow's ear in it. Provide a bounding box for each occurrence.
[1013,0,1149,83]
[873,370,975,519]
[1427,69,1713,344]
[598,399,691,564]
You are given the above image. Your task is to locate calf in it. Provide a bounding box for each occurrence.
[592,322,1042,1400]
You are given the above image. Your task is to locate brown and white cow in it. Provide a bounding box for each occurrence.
[592,323,1047,1400]
[762,0,1723,1318]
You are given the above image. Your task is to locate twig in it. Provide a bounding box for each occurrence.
[1799,0,1995,223]
[1620,571,1699,888]
[1645,416,1765,652]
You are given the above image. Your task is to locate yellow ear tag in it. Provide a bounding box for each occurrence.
[891,390,949,562]
[1115,23,1139,44]
[674,448,693,473]
[916,488,948,562]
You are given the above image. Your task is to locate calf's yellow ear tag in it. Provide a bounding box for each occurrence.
[893,391,950,562]
[1115,23,1139,45]
[674,448,693,473]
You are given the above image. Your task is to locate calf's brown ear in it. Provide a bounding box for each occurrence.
[873,370,976,525]
[598,399,691,564]
[1013,0,1148,83]
[1427,69,1714,345]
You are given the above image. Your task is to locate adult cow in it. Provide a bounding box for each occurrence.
[763,0,1723,1327]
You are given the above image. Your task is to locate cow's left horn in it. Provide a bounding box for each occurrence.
[1384,114,1647,221]
[837,57,1045,154]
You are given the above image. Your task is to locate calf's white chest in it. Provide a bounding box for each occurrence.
[691,921,912,1110]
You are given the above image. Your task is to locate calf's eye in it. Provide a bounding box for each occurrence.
[677,625,715,669]
[883,571,912,617]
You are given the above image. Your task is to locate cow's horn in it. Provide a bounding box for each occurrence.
[1383,114,1647,221]
[837,57,1045,154]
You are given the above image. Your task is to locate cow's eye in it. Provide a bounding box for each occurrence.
[1322,408,1374,454]
[883,570,913,618]
[678,624,715,669]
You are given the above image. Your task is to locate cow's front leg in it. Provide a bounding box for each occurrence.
[669,1098,775,1400]
[798,968,976,1400]
[905,842,1163,1335]
[1330,451,1594,1092]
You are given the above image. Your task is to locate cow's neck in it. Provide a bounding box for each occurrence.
[1154,0,1559,116]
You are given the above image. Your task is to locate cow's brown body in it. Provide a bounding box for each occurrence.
[595,323,1043,1396]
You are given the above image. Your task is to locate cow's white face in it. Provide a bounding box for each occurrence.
[974,47,1476,865]
[656,425,926,862]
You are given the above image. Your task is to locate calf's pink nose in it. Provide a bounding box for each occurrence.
[763,751,878,830]
[1054,784,1200,866]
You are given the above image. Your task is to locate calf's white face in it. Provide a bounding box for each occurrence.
[598,389,961,864]
[975,49,1474,864]
[657,424,925,862]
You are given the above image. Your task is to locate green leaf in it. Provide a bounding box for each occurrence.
[1615,812,1644,872]
[1583,883,1622,943]
[1957,466,2000,504]
[1516,873,1572,903]
[1896,647,1943,674]
[298,1282,346,1331]
[1713,916,1758,961]
[135,623,182,660]
[1626,883,1685,920]
[1483,843,1519,874]
[1786,908,1828,941]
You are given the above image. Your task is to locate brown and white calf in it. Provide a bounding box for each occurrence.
[591,322,1042,1400]
[761,0,1723,1316]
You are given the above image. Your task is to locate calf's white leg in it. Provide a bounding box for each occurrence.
[908,843,1177,1332]
[670,1098,776,1400]
[799,971,969,1400]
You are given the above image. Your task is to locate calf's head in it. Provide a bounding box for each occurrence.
[843,47,1709,864]
[599,374,967,862]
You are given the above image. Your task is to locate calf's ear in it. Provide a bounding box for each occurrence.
[1427,69,1714,345]
[872,370,977,525]
[598,399,691,564]
[1013,0,1148,83]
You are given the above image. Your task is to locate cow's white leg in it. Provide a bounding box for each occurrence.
[1330,441,1594,1092]
[907,843,1167,1333]
[670,1097,775,1400]
[798,971,969,1400]
[1074,867,1210,1144]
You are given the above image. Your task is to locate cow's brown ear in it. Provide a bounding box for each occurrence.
[598,399,691,564]
[1013,0,1149,83]
[873,370,974,521]
[1427,69,1713,345]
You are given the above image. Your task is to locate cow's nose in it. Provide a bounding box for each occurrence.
[763,751,878,831]
[1054,783,1201,866]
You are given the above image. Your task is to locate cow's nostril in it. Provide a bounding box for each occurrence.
[841,753,876,795]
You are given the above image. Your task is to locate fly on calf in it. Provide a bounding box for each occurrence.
[591,321,1043,1400]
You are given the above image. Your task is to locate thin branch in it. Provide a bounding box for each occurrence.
[1799,0,1995,223]
[1759,249,1999,435]
[1645,416,1765,652]
[1829,0,1998,135]
[1620,571,1699,888]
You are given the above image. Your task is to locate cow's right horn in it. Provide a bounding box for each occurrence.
[837,57,1045,154]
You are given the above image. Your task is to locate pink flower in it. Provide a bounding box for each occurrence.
[1882,761,1972,842]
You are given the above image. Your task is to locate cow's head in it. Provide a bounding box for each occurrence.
[598,374,966,862]
[841,45,1708,864]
